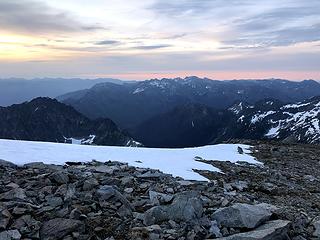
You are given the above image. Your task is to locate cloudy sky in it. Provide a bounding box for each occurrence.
[0,0,319,80]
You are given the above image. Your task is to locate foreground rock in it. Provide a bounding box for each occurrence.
[216,220,291,240]
[1,141,319,239]
[212,203,275,229]
[0,230,21,240]
[40,218,84,240]
[144,191,203,225]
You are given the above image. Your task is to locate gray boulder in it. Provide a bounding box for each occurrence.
[209,220,222,238]
[137,171,167,179]
[0,209,11,230]
[149,191,173,205]
[0,188,27,201]
[96,185,133,211]
[11,215,41,237]
[89,165,118,174]
[144,191,203,225]
[216,220,291,240]
[40,218,83,240]
[83,178,99,191]
[24,162,63,171]
[0,230,21,240]
[212,203,276,229]
[0,160,17,168]
[312,218,320,237]
[51,172,69,184]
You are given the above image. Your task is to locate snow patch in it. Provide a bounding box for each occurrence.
[281,102,311,109]
[132,88,145,94]
[64,135,96,145]
[238,115,245,122]
[0,139,259,182]
[265,124,280,138]
[82,135,96,145]
[125,139,142,147]
[251,111,276,124]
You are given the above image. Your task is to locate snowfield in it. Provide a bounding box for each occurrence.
[0,139,259,181]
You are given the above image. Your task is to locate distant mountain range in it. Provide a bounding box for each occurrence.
[0,97,139,146]
[0,78,132,106]
[132,96,320,147]
[59,76,320,130]
[1,77,320,148]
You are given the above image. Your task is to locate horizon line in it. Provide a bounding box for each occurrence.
[0,76,319,82]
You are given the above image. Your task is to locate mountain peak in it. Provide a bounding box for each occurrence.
[0,97,138,146]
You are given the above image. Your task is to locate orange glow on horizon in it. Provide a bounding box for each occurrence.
[80,71,320,81]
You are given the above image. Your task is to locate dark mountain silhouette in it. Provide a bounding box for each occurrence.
[0,78,129,106]
[132,103,233,148]
[132,96,320,147]
[0,97,139,146]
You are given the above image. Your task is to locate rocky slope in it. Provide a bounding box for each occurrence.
[0,97,139,146]
[1,141,320,239]
[59,77,320,129]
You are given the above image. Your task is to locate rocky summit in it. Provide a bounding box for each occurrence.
[1,141,320,239]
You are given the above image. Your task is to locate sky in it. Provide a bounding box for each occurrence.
[0,0,319,80]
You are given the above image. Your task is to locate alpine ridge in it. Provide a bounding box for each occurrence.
[59,77,320,130]
[232,96,320,143]
[0,97,140,146]
[129,96,320,147]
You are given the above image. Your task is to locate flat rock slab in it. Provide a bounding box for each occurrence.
[215,220,291,240]
[96,185,133,211]
[212,203,276,229]
[0,188,27,201]
[50,172,69,184]
[0,230,21,240]
[40,218,83,240]
[149,191,173,205]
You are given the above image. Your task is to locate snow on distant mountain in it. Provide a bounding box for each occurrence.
[59,77,320,129]
[232,97,320,143]
[0,139,258,181]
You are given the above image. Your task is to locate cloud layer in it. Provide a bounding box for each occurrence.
[0,0,319,79]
